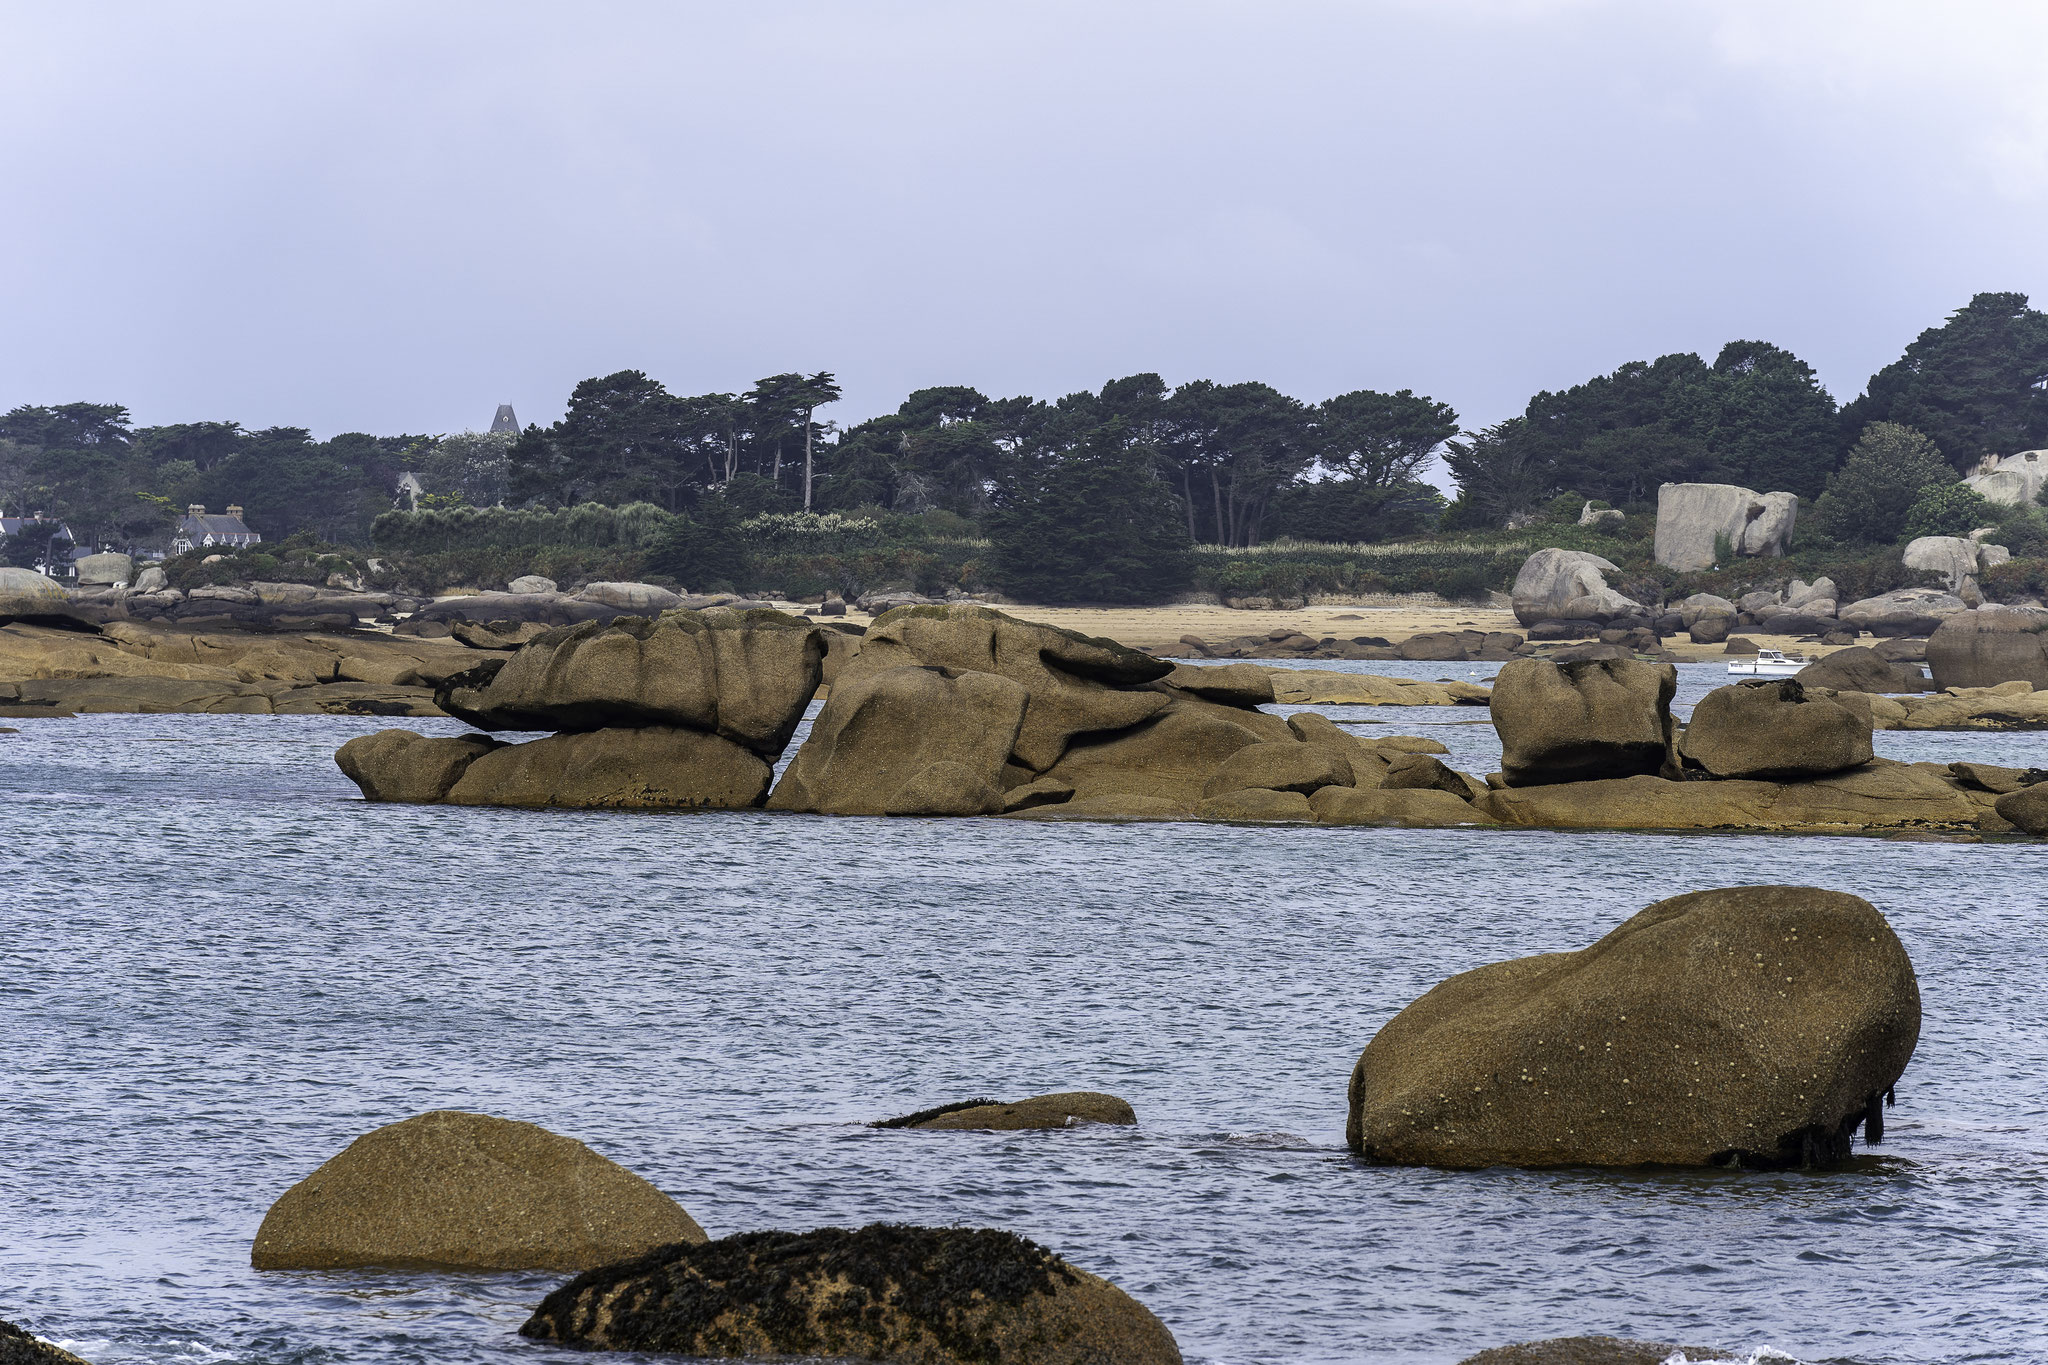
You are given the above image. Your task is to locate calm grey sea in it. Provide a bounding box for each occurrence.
[4,663,2045,1365]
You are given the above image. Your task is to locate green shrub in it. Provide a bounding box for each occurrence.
[1901,483,1995,540]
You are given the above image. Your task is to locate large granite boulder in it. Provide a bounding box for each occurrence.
[72,552,132,587]
[1509,549,1643,627]
[1926,608,2048,690]
[416,591,622,628]
[1902,535,1979,591]
[1678,680,1872,780]
[1993,784,2048,834]
[768,665,1028,816]
[578,581,683,611]
[439,610,822,755]
[518,1224,1183,1364]
[444,726,772,809]
[1031,698,1293,812]
[1347,886,1920,1168]
[336,729,505,802]
[1652,483,1797,571]
[1963,450,2048,506]
[1675,593,1737,628]
[0,1320,91,1365]
[874,1092,1137,1131]
[841,605,1172,770]
[1795,646,1931,694]
[1838,588,1967,637]
[508,574,557,594]
[1459,1337,1733,1364]
[1159,661,1274,707]
[1202,740,1351,797]
[252,1110,705,1271]
[1489,658,1676,787]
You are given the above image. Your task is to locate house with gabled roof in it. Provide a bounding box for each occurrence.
[0,515,78,575]
[172,504,260,555]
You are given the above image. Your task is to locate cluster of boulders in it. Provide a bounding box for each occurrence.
[1179,625,1533,662]
[1652,481,1798,572]
[239,1106,1179,1363]
[1349,884,1920,1168]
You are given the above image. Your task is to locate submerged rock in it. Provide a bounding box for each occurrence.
[1347,885,1920,1169]
[517,1223,1182,1364]
[873,1092,1138,1131]
[252,1110,704,1272]
[1489,658,1676,787]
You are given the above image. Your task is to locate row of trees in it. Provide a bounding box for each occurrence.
[1446,292,2048,527]
[5,291,2043,563]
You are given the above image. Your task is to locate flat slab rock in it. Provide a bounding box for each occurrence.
[872,1092,1137,1131]
[518,1223,1183,1364]
[1460,1336,1736,1364]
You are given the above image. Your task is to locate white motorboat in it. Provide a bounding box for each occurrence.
[1727,648,1809,678]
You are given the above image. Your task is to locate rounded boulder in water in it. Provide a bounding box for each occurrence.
[252,1110,706,1272]
[1347,885,1920,1169]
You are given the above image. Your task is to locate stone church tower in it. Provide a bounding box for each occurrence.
[489,404,519,435]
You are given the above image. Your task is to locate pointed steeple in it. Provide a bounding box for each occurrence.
[490,404,519,435]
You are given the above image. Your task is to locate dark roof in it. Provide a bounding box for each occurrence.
[179,513,256,537]
[0,517,73,540]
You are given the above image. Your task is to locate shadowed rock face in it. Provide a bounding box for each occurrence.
[251,1110,705,1272]
[517,1224,1182,1365]
[874,1092,1138,1131]
[1796,646,1932,694]
[1927,608,2048,690]
[1347,885,1920,1169]
[438,609,823,756]
[1490,658,1676,787]
[1678,680,1873,780]
[1457,1336,1734,1364]
[843,605,1173,771]
[767,665,1028,816]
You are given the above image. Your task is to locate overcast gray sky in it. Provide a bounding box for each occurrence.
[3,0,2045,452]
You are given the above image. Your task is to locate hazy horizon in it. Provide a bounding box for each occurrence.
[4,0,2045,452]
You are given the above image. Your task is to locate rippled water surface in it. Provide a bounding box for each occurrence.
[5,664,2047,1365]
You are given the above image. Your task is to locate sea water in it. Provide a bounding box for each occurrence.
[3,663,2045,1364]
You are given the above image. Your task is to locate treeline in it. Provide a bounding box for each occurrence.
[4,291,2044,580]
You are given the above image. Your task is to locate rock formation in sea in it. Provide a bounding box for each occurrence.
[1927,607,2048,690]
[1490,658,1676,787]
[251,1110,705,1271]
[1457,1336,1734,1364]
[0,1319,93,1364]
[516,1223,1183,1364]
[1347,885,1920,1168]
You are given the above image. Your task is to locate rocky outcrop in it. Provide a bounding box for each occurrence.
[1675,593,1736,628]
[1509,549,1643,626]
[1476,760,1994,832]
[1993,784,2048,834]
[1203,741,1353,797]
[517,1224,1183,1365]
[1796,645,1931,694]
[251,1110,704,1271]
[768,665,1028,816]
[1308,786,1497,827]
[1926,608,2048,689]
[1677,680,1872,780]
[0,1320,93,1364]
[72,552,132,587]
[874,1092,1138,1130]
[1902,535,1981,592]
[1652,483,1797,571]
[1178,627,1529,663]
[1029,698,1295,811]
[508,574,557,593]
[440,609,822,754]
[445,727,773,810]
[1489,658,1675,787]
[1963,449,2048,506]
[1458,1336,1733,1364]
[578,581,683,611]
[1263,670,1490,706]
[1158,661,1274,707]
[1838,588,1967,637]
[1873,681,2048,729]
[1347,886,1920,1168]
[337,730,506,802]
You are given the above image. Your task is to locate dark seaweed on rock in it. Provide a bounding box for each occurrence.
[521,1224,1079,1359]
[870,1099,1004,1129]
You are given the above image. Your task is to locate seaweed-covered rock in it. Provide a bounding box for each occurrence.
[843,605,1172,770]
[1458,1336,1733,1364]
[517,1223,1182,1364]
[874,1092,1137,1131]
[439,610,822,755]
[336,729,505,802]
[0,1319,93,1364]
[440,726,772,810]
[252,1110,704,1271]
[1489,658,1676,787]
[1347,885,1920,1168]
[768,665,1028,816]
[1677,680,1872,780]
